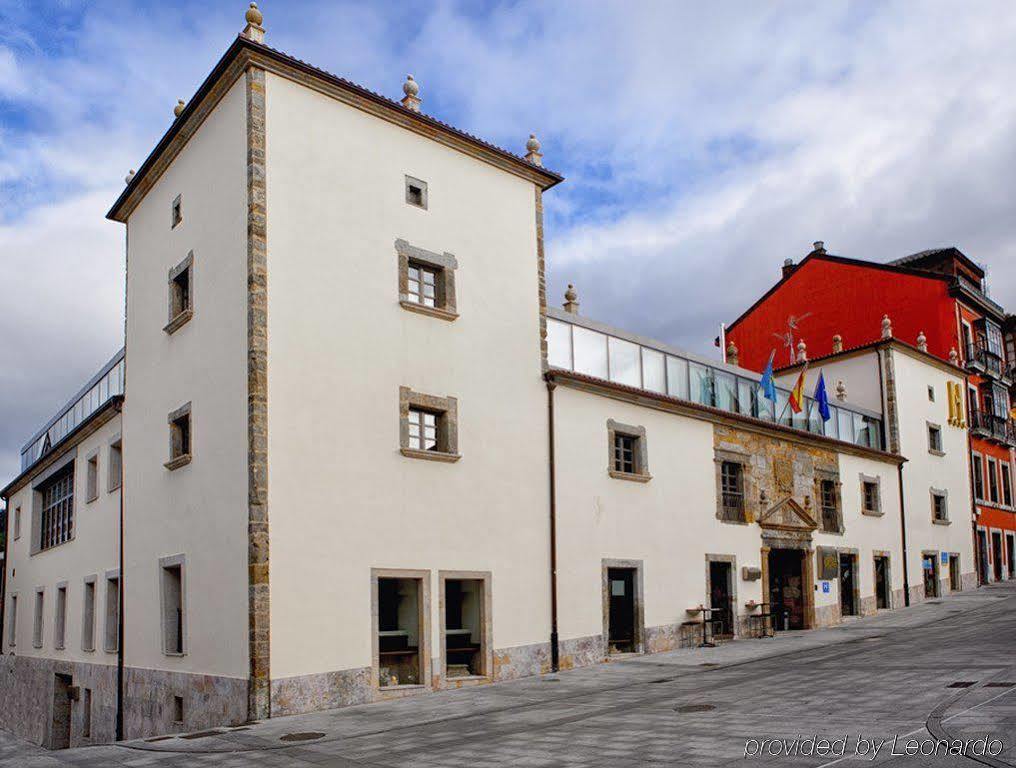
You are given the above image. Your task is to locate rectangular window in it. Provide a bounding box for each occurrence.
[820,479,839,532]
[161,558,185,656]
[1002,463,1013,507]
[86,453,99,502]
[108,440,122,491]
[376,575,424,687]
[7,595,16,647]
[33,589,44,648]
[928,385,935,402]
[406,263,438,308]
[863,480,881,514]
[172,695,184,724]
[104,575,119,653]
[721,462,745,521]
[39,465,74,550]
[13,506,20,540]
[988,458,1000,503]
[927,424,943,454]
[442,575,489,680]
[166,403,192,469]
[613,434,637,474]
[932,491,949,522]
[82,689,92,738]
[973,453,985,500]
[171,194,182,227]
[165,252,195,333]
[82,579,95,651]
[54,585,67,650]
[407,408,438,451]
[404,176,427,209]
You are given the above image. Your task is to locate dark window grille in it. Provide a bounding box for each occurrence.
[720,461,745,521]
[613,434,637,474]
[863,481,880,513]
[40,466,74,550]
[932,494,948,521]
[820,479,839,532]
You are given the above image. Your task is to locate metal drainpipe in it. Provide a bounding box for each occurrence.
[115,399,125,742]
[967,429,981,586]
[545,375,560,672]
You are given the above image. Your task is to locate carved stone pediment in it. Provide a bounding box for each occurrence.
[758,497,818,533]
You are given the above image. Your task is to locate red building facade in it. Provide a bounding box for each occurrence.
[726,244,1015,585]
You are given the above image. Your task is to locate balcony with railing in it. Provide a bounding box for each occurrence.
[969,409,1016,446]
[965,342,1008,382]
[19,349,126,473]
[547,311,884,451]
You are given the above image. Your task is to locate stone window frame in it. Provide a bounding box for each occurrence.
[606,420,651,483]
[370,567,432,699]
[32,586,44,649]
[921,550,942,598]
[987,456,1000,504]
[81,575,96,652]
[108,434,122,492]
[85,447,100,503]
[159,554,188,657]
[165,402,192,471]
[859,473,882,516]
[171,194,183,228]
[399,387,460,462]
[1001,461,1013,508]
[437,570,493,687]
[930,487,950,525]
[164,251,195,334]
[871,550,893,610]
[103,569,120,654]
[404,175,428,210]
[53,581,68,651]
[601,558,645,657]
[714,447,753,525]
[13,505,20,540]
[926,421,944,456]
[813,468,844,535]
[30,450,76,556]
[972,450,985,501]
[395,239,458,321]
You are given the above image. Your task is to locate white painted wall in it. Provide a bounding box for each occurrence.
[890,349,975,589]
[263,72,551,680]
[774,353,884,414]
[3,416,122,662]
[122,75,250,679]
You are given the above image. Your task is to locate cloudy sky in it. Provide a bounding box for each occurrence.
[2,0,1016,481]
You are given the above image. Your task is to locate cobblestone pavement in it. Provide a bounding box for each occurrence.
[2,582,1014,767]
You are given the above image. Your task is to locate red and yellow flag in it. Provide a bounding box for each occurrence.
[789,363,808,414]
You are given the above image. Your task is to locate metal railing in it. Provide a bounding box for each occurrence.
[969,409,1016,445]
[965,342,1006,379]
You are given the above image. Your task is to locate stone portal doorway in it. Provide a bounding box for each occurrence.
[768,549,807,631]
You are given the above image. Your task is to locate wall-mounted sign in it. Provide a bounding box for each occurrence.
[822,581,831,594]
[941,552,949,564]
[741,566,762,582]
[817,547,839,580]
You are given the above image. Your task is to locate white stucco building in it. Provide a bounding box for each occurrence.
[0,6,978,749]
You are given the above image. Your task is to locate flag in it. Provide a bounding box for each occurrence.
[789,363,808,414]
[814,371,831,422]
[759,349,777,402]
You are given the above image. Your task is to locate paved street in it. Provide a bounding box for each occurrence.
[2,581,1014,768]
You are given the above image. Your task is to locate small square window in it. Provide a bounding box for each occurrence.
[399,388,459,461]
[405,176,427,209]
[407,263,438,308]
[171,195,182,228]
[86,453,99,502]
[613,434,637,474]
[166,403,192,470]
[927,424,943,454]
[932,491,949,522]
[862,480,881,514]
[108,440,122,491]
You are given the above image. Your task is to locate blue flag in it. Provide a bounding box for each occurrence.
[760,350,777,402]
[814,371,831,422]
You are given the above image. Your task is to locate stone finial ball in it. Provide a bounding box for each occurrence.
[564,284,577,302]
[403,74,419,97]
[173,99,185,117]
[527,133,541,153]
[246,2,263,25]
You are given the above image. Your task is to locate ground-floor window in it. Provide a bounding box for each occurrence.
[441,573,491,680]
[375,573,427,689]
